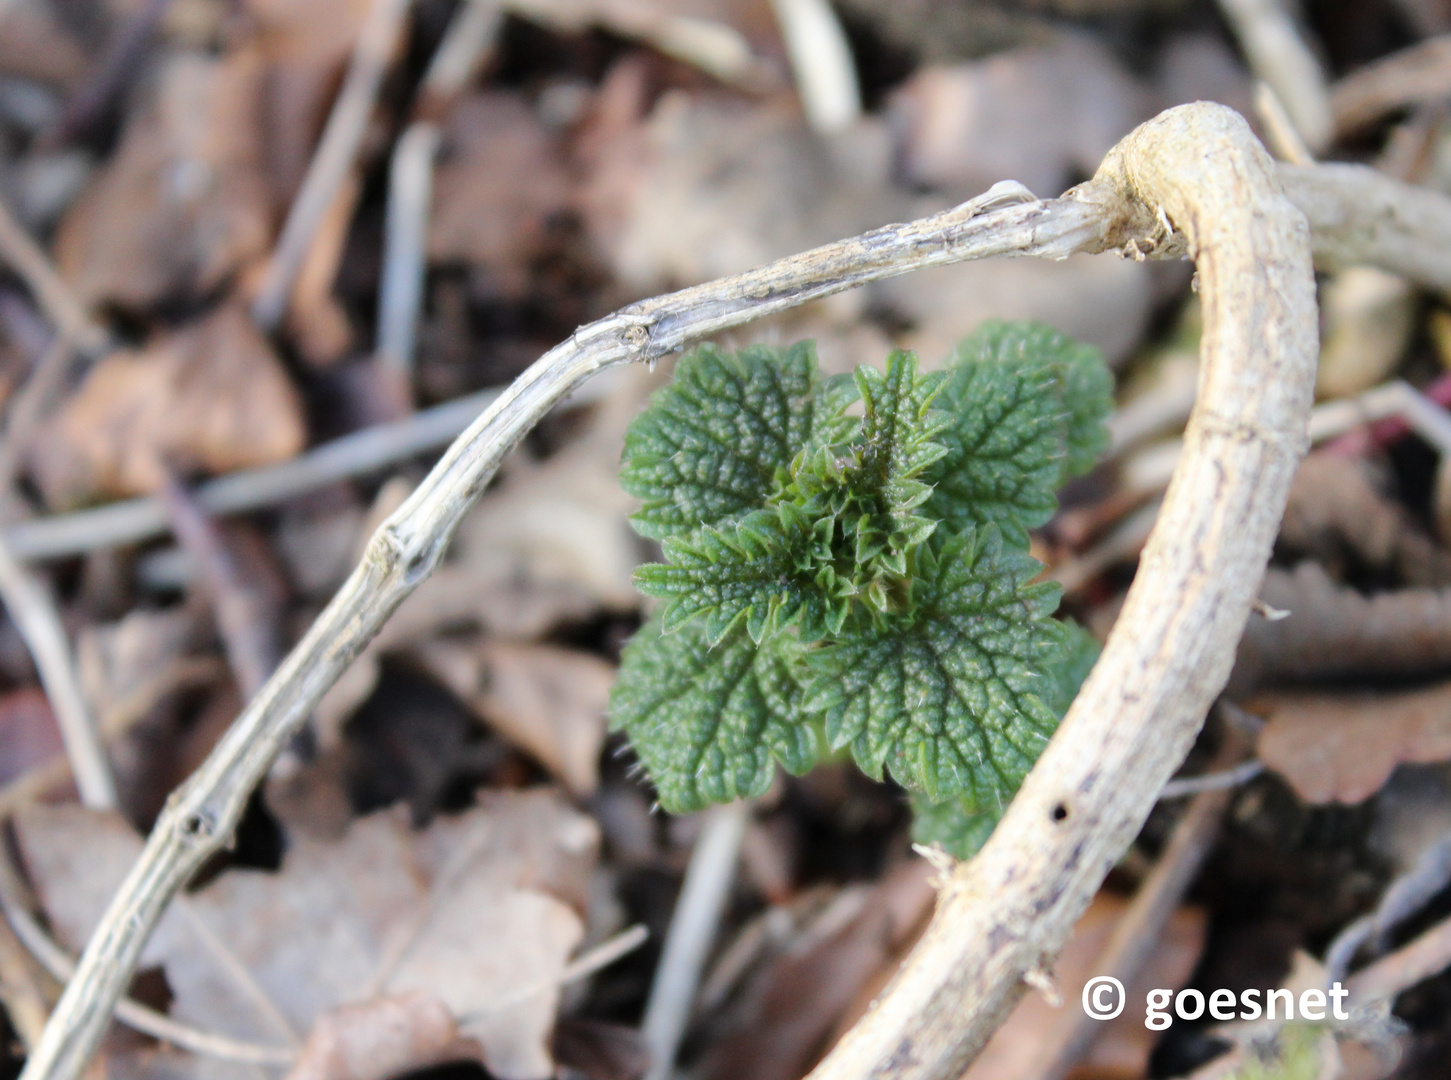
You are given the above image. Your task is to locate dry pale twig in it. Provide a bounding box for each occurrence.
[1030,741,1242,1080]
[0,656,223,821]
[19,102,1319,1080]
[1216,0,1333,151]
[158,469,281,699]
[1280,161,1451,289]
[641,801,750,1080]
[1347,909,1451,1007]
[769,0,862,135]
[0,197,106,357]
[251,0,413,331]
[0,840,294,1066]
[1158,760,1265,800]
[1327,831,1451,984]
[378,0,502,386]
[1331,34,1451,136]
[0,539,116,811]
[2,385,502,560]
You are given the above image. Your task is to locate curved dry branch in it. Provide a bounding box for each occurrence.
[806,105,1317,1080]
[17,102,1318,1080]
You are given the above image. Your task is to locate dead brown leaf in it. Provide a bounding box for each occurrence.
[54,48,273,309]
[1280,454,1451,588]
[428,92,574,299]
[962,893,1206,1080]
[1232,563,1451,693]
[244,0,372,203]
[15,790,597,1078]
[578,74,909,293]
[699,860,937,1080]
[30,302,306,508]
[887,34,1150,201]
[285,993,475,1080]
[0,0,88,83]
[0,686,63,785]
[1258,682,1451,804]
[879,254,1156,368]
[414,638,615,797]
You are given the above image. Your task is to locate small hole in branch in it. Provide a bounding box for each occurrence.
[1051,802,1069,823]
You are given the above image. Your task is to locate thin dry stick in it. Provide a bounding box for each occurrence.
[0,656,223,821]
[3,385,503,561]
[457,923,651,1021]
[159,469,281,698]
[1279,161,1451,289]
[1347,909,1451,1006]
[378,0,502,383]
[1331,33,1451,136]
[0,539,116,811]
[1030,746,1240,1080]
[0,851,294,1066]
[0,198,106,357]
[807,102,1316,1080]
[769,0,862,135]
[641,800,750,1080]
[1217,0,1333,151]
[251,0,413,331]
[1157,760,1263,800]
[0,660,220,826]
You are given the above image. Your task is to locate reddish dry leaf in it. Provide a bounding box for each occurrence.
[1231,563,1451,693]
[1258,682,1451,804]
[887,35,1150,201]
[244,0,373,203]
[414,639,614,797]
[30,302,306,508]
[577,75,909,293]
[0,686,63,785]
[699,860,937,1080]
[54,49,273,309]
[0,0,88,82]
[285,993,474,1080]
[1280,455,1451,588]
[15,791,597,1078]
[428,93,574,298]
[962,893,1206,1080]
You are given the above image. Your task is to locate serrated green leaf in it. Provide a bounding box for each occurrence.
[908,621,1099,857]
[802,527,1066,807]
[635,506,845,644]
[608,615,820,813]
[928,321,1112,548]
[620,341,819,540]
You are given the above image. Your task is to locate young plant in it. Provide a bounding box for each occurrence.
[608,321,1112,855]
